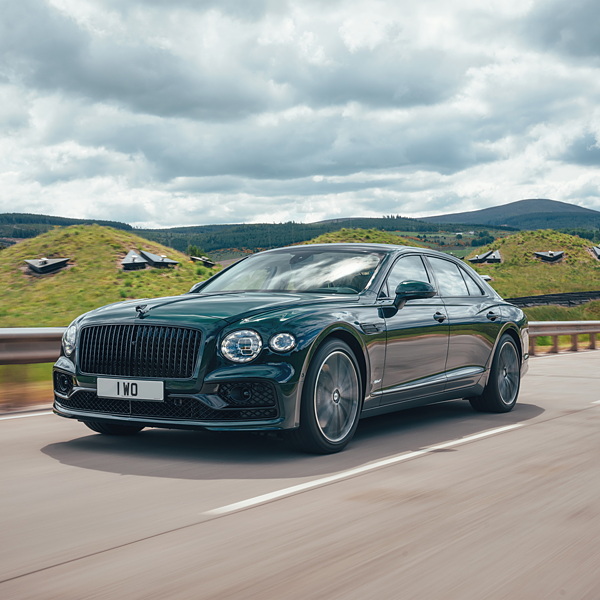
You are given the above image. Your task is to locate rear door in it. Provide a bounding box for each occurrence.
[425,256,503,394]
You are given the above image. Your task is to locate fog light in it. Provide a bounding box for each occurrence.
[225,385,253,403]
[54,372,73,395]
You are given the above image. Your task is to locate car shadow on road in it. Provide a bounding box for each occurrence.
[42,400,544,481]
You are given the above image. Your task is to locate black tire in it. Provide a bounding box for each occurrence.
[469,334,521,413]
[289,339,363,454]
[84,421,145,435]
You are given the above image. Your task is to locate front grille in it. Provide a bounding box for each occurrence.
[78,324,202,379]
[60,391,130,415]
[56,391,279,422]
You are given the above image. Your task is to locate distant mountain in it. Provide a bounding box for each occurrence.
[421,199,600,230]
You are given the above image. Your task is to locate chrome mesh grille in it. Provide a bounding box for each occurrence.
[55,392,279,422]
[78,324,202,379]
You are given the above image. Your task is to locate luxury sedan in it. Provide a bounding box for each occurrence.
[53,243,529,453]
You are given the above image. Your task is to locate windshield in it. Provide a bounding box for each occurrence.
[196,248,386,295]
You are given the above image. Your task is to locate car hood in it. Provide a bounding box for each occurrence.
[79,291,360,327]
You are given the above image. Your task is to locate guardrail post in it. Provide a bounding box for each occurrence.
[529,337,536,356]
[551,335,559,353]
[590,333,597,350]
[570,334,579,352]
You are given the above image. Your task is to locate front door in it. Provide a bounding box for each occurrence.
[379,254,449,405]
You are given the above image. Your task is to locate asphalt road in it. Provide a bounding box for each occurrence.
[1,352,599,599]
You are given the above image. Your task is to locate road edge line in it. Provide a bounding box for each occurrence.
[204,423,523,516]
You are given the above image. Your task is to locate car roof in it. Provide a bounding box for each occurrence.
[261,243,468,262]
[263,242,408,254]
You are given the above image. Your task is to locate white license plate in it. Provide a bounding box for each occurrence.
[97,378,164,401]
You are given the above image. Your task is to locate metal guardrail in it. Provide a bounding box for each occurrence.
[0,328,66,365]
[1,323,600,366]
[528,321,600,355]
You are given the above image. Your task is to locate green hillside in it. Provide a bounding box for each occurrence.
[467,230,600,297]
[302,228,424,246]
[0,225,219,327]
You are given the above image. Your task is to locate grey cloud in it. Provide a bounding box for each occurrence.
[252,24,473,109]
[166,174,400,197]
[561,133,600,167]
[31,153,136,185]
[521,0,600,60]
[1,0,599,227]
[64,104,498,184]
[0,0,272,120]
[1,0,475,126]
[102,0,289,21]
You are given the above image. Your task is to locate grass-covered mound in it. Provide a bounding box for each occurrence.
[523,301,600,321]
[0,224,219,327]
[303,228,424,246]
[467,230,600,298]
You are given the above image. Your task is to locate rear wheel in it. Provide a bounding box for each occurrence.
[289,339,363,454]
[469,334,521,413]
[84,421,145,435]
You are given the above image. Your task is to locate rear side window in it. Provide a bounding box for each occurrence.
[462,270,485,296]
[384,255,430,297]
[427,257,469,297]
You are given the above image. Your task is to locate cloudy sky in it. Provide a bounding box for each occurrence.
[1,0,599,228]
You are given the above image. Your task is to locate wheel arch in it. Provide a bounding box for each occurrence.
[323,329,368,400]
[481,324,523,388]
[500,325,523,363]
[293,325,370,426]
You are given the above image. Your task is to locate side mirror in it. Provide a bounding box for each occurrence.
[394,280,436,308]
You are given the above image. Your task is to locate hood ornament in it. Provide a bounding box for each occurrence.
[135,304,149,319]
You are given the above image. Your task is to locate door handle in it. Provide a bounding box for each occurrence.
[433,312,447,323]
[486,311,499,321]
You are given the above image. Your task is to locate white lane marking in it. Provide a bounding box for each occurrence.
[0,411,53,421]
[592,400,600,405]
[205,424,523,516]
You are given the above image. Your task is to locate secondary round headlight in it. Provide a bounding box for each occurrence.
[63,322,78,357]
[269,333,296,353]
[221,330,263,363]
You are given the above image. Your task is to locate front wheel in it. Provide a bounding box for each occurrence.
[289,339,363,454]
[469,334,521,413]
[84,421,145,435]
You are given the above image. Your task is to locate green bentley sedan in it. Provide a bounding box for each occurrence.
[53,243,529,453]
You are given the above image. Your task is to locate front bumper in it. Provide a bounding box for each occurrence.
[53,380,284,431]
[53,353,298,431]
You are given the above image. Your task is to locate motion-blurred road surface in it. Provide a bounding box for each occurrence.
[1,352,599,599]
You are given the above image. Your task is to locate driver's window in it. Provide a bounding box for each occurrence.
[384,255,430,298]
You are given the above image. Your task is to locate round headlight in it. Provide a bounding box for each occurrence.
[221,330,263,363]
[269,333,296,353]
[63,322,78,357]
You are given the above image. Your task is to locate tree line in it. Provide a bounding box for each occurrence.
[136,217,447,254]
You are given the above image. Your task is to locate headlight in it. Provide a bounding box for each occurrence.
[269,333,296,353]
[63,322,78,357]
[221,330,262,363]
